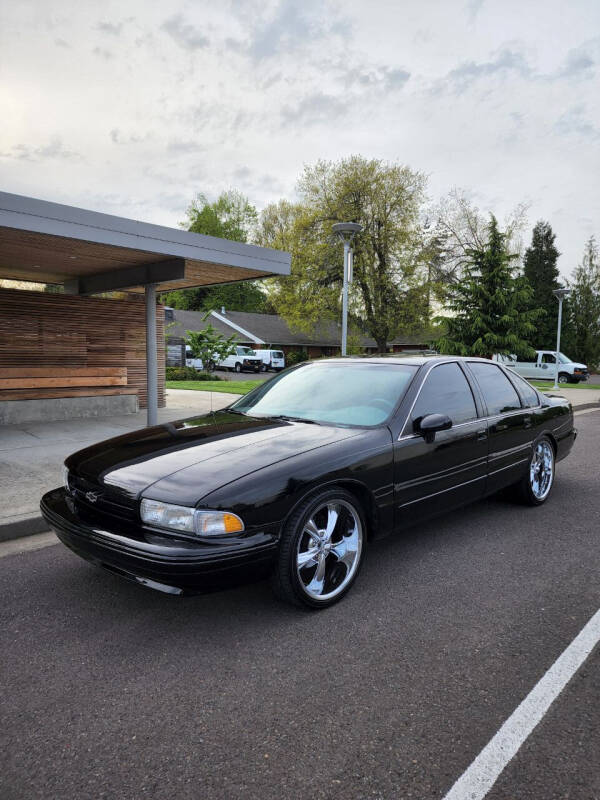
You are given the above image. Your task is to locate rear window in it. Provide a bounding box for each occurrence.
[272,351,284,359]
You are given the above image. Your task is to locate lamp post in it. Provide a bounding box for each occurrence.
[332,222,363,356]
[552,288,571,389]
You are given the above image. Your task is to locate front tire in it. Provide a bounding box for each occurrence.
[271,488,366,609]
[558,373,570,384]
[234,362,242,373]
[514,436,555,505]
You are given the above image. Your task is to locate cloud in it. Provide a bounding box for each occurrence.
[166,139,204,154]
[93,46,113,60]
[340,64,410,91]
[161,14,209,51]
[281,92,349,126]
[434,47,532,94]
[466,0,485,21]
[556,39,599,79]
[96,21,123,36]
[109,129,150,145]
[227,1,351,62]
[0,138,81,162]
[54,38,70,48]
[554,105,600,140]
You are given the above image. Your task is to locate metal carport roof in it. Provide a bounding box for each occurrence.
[0,192,291,424]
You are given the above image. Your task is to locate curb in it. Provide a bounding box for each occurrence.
[0,514,50,543]
[573,402,600,413]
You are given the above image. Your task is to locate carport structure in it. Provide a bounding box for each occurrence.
[0,192,290,425]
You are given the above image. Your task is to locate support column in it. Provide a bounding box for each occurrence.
[145,283,158,426]
[341,241,349,357]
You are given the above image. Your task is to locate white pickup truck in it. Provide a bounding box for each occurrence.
[493,351,589,383]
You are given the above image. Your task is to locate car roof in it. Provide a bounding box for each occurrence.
[306,355,496,368]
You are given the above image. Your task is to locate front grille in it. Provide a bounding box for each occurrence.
[68,474,138,522]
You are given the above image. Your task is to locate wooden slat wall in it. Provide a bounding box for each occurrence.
[0,288,165,409]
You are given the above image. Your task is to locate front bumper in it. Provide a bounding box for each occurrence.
[41,488,279,594]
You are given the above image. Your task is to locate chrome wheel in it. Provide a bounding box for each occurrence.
[296,500,363,601]
[529,440,554,500]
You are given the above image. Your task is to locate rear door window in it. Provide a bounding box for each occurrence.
[468,362,522,415]
[411,362,478,426]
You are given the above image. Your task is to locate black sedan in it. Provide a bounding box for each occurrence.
[41,356,576,608]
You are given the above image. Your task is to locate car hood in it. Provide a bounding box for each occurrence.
[66,410,362,505]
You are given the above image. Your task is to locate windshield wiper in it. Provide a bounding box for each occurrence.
[271,414,320,425]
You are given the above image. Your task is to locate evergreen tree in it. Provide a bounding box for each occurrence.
[564,237,600,367]
[523,221,561,348]
[436,216,538,359]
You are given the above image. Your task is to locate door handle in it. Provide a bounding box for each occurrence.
[477,428,487,441]
[524,416,532,429]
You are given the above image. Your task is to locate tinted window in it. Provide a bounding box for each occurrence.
[507,371,540,408]
[232,362,418,426]
[541,353,556,364]
[468,362,522,415]
[411,362,477,426]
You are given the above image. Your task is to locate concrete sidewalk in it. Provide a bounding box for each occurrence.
[0,386,597,542]
[0,389,236,541]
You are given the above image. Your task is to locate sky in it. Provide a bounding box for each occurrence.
[1,0,599,277]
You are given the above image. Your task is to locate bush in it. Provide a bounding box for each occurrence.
[286,349,309,366]
[166,367,223,381]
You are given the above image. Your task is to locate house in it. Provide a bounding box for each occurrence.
[165,307,431,364]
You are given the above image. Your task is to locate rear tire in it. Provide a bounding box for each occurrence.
[271,488,366,609]
[512,436,555,506]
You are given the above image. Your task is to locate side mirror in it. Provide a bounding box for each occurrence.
[414,413,453,444]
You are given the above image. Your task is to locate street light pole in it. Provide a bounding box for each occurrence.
[332,222,363,357]
[552,288,571,390]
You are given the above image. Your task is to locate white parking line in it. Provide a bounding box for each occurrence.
[0,531,57,558]
[442,607,600,800]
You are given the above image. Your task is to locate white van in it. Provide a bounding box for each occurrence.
[254,349,285,372]
[493,351,588,383]
[218,346,263,373]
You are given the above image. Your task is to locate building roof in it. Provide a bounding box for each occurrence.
[0,192,290,293]
[168,308,429,349]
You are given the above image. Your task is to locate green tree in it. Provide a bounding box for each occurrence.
[523,221,561,348]
[436,216,538,359]
[186,317,237,374]
[258,157,430,352]
[161,190,264,312]
[564,237,600,367]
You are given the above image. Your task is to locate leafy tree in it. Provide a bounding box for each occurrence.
[184,190,257,241]
[258,157,430,352]
[564,237,600,367]
[435,216,539,359]
[523,221,561,348]
[161,190,263,312]
[432,189,528,296]
[186,317,237,374]
[163,281,267,313]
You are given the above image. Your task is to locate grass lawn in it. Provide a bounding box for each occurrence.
[531,381,600,390]
[166,380,264,395]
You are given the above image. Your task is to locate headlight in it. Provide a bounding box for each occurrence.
[62,464,70,491]
[140,499,244,536]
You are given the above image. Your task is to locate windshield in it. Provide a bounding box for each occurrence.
[230,362,418,426]
[237,346,256,356]
[558,352,572,364]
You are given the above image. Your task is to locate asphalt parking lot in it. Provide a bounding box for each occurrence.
[1,409,598,800]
